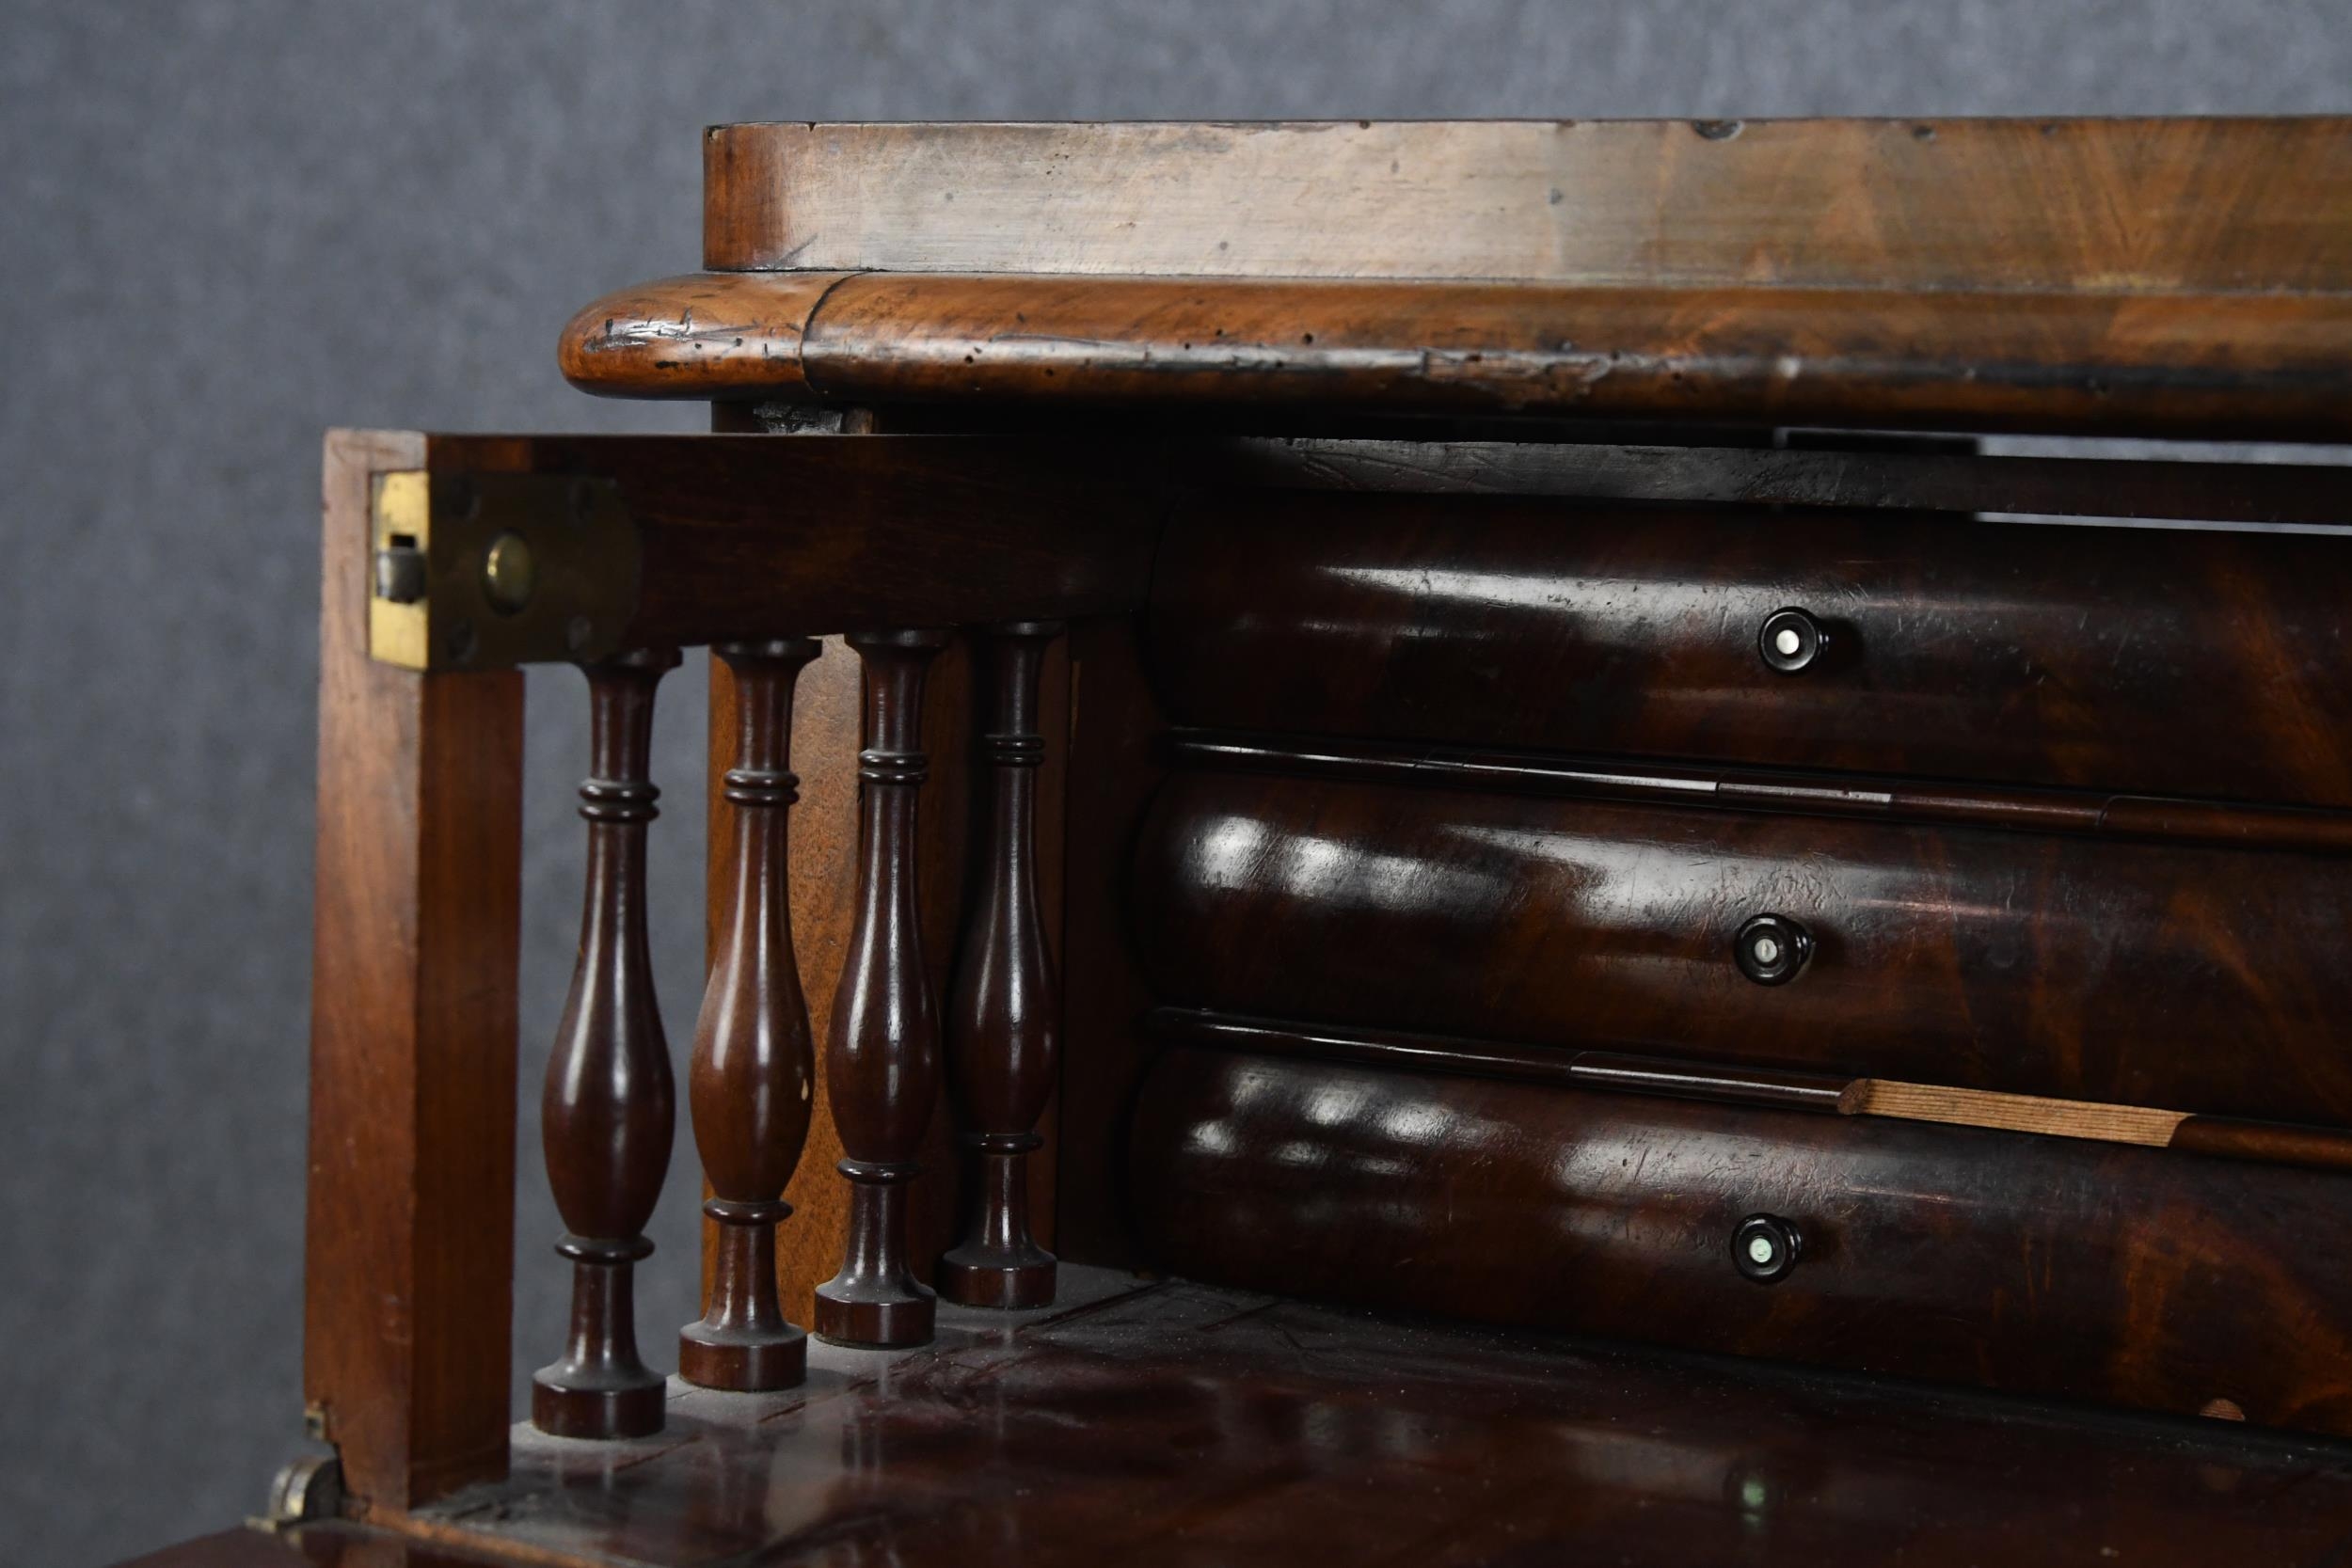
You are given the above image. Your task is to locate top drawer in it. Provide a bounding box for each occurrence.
[1151,494,2352,807]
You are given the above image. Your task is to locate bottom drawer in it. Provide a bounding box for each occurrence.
[1129,1045,2352,1437]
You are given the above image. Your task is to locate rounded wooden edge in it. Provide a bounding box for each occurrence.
[558,270,845,400]
[555,269,2352,439]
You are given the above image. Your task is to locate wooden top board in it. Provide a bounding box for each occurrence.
[563,119,2352,436]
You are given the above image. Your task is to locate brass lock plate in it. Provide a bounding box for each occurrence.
[368,469,641,671]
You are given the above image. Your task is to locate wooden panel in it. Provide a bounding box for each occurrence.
[704,119,2352,291]
[1128,1047,2352,1437]
[563,273,2352,438]
[1134,771,2352,1125]
[308,431,521,1511]
[1150,494,2352,808]
[417,435,1161,650]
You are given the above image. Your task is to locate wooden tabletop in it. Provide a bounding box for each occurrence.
[562,119,2352,437]
[140,1265,2352,1567]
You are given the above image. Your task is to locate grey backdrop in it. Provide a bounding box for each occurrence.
[5,4,2347,1562]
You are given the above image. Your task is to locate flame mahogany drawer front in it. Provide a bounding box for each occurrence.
[1150,493,2352,808]
[1133,770,2352,1125]
[1128,1047,2352,1435]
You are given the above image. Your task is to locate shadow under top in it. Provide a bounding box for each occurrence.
[561,119,2352,438]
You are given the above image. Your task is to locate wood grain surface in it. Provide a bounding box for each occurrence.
[704,119,2352,290]
[1134,770,2352,1124]
[1150,493,2352,808]
[1130,1047,2352,1436]
[308,430,522,1511]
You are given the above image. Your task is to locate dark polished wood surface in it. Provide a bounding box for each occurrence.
[813,630,951,1347]
[1151,494,2352,808]
[939,624,1063,1308]
[533,650,683,1440]
[1129,1050,2352,1437]
[376,1271,2352,1566]
[1135,769,2352,1124]
[682,639,823,1390]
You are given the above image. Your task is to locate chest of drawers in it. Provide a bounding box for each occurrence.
[183,118,2352,1568]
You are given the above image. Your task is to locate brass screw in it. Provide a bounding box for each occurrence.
[482,531,536,615]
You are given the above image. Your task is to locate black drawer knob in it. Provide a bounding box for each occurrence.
[1758,607,1827,673]
[1734,912,1813,986]
[1733,1213,1803,1283]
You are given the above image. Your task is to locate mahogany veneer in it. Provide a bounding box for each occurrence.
[938,623,1063,1308]
[532,650,681,1440]
[679,639,823,1390]
[812,630,951,1348]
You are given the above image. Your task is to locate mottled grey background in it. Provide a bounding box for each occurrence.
[3,3,2346,1562]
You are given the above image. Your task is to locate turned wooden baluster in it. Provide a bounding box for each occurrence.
[681,639,823,1389]
[939,622,1063,1307]
[533,646,681,1439]
[814,628,951,1347]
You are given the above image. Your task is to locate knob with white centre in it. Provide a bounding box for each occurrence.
[1732,1213,1804,1284]
[1757,607,1827,673]
[1734,912,1813,986]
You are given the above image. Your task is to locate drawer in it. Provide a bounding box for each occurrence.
[1129,1045,2352,1437]
[1149,493,2352,807]
[1133,769,2352,1126]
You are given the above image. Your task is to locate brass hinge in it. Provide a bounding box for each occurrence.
[369,470,641,671]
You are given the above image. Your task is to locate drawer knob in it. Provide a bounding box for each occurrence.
[1757,607,1827,673]
[1733,1213,1803,1283]
[1734,912,1813,985]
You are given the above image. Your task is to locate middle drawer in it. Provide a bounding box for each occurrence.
[1133,768,2352,1126]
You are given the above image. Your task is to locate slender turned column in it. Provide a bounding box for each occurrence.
[939,623,1063,1308]
[681,639,823,1389]
[533,646,680,1439]
[814,628,951,1347]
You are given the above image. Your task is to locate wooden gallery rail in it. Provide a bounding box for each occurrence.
[309,435,1136,1507]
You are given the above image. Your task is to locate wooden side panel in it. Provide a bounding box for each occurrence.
[1150,494,2352,808]
[307,431,522,1510]
[1129,1046,2352,1437]
[1134,771,2352,1126]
